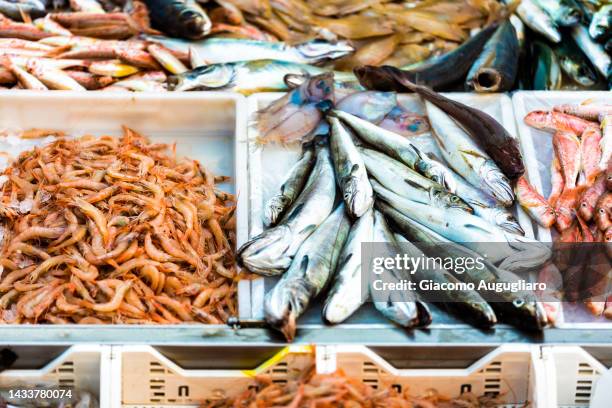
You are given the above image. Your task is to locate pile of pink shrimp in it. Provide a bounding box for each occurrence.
[0,127,238,324]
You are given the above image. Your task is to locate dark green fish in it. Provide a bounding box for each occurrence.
[144,0,211,39]
[553,37,598,87]
[354,24,498,91]
[532,41,562,90]
[466,21,519,93]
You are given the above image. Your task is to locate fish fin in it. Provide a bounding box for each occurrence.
[298,224,317,235]
[336,252,353,271]
[580,98,595,106]
[349,163,361,175]
[403,178,423,190]
[283,203,305,223]
[460,149,487,159]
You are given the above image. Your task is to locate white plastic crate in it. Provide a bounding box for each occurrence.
[112,344,545,407]
[242,91,535,322]
[0,344,111,407]
[542,346,611,408]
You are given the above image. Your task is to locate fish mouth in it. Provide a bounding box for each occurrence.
[472,68,502,92]
[345,185,372,218]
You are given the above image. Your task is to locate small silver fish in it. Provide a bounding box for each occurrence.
[144,36,354,65]
[323,208,374,324]
[263,144,316,227]
[238,143,336,276]
[264,204,350,340]
[328,116,373,218]
[516,0,561,43]
[426,101,514,206]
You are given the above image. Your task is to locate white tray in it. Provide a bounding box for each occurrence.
[111,344,543,407]
[0,345,111,407]
[0,91,250,324]
[243,92,534,322]
[542,345,610,407]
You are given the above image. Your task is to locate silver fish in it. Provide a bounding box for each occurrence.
[534,0,581,26]
[425,101,514,206]
[370,210,420,328]
[380,202,547,331]
[0,0,46,21]
[263,144,316,227]
[589,5,611,42]
[238,143,336,275]
[264,204,351,341]
[373,180,551,270]
[144,36,354,65]
[328,116,373,218]
[359,147,472,214]
[167,59,359,94]
[330,109,458,192]
[571,25,610,78]
[516,0,561,43]
[323,208,374,324]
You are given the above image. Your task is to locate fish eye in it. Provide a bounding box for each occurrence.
[451,196,459,202]
[513,299,525,307]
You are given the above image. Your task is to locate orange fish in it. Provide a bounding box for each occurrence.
[578,175,606,221]
[580,125,603,186]
[525,110,596,135]
[553,131,581,189]
[554,187,579,232]
[548,153,565,206]
[515,176,556,228]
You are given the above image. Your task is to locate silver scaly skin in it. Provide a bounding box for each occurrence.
[263,144,316,227]
[323,208,374,324]
[328,116,373,218]
[370,210,420,327]
[264,204,351,340]
[238,143,336,276]
[144,36,354,65]
[331,109,458,192]
[516,0,561,43]
[425,101,514,206]
[360,147,472,214]
[372,180,551,270]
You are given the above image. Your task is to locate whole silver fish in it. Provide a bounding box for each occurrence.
[263,144,316,227]
[370,210,420,327]
[330,109,458,192]
[425,101,514,206]
[372,180,550,270]
[323,208,374,324]
[380,202,547,331]
[516,0,561,43]
[144,36,354,65]
[238,143,336,275]
[167,60,359,94]
[264,204,351,341]
[0,0,47,21]
[571,25,610,78]
[328,116,373,218]
[359,147,472,214]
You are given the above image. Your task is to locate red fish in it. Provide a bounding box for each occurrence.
[525,110,596,135]
[548,153,565,206]
[553,131,581,189]
[554,188,579,232]
[553,103,612,121]
[515,176,556,228]
[578,175,606,221]
[580,126,603,185]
